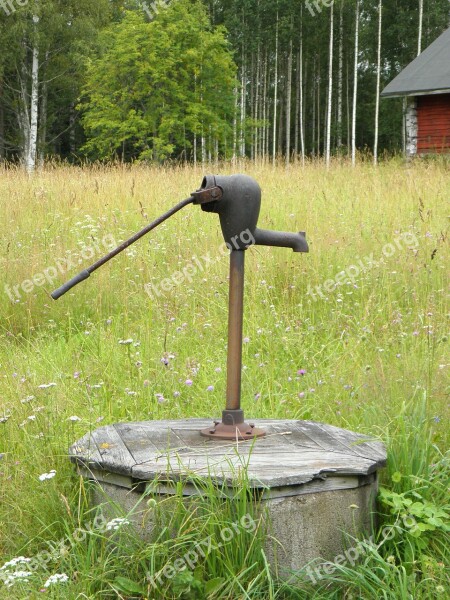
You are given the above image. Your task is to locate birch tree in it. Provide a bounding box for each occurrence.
[272,10,279,165]
[337,0,344,149]
[351,0,360,166]
[374,0,383,165]
[418,0,424,55]
[325,1,334,167]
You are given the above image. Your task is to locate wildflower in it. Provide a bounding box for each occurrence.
[1,557,31,571]
[173,391,180,398]
[38,470,56,481]
[297,369,307,376]
[185,379,193,386]
[254,393,261,401]
[27,415,36,421]
[68,416,81,422]
[73,372,81,379]
[433,416,441,423]
[243,337,250,343]
[206,385,214,392]
[38,383,57,389]
[298,392,305,399]
[118,339,133,345]
[43,573,69,587]
[143,380,150,387]
[105,518,130,531]
[155,393,165,404]
[21,395,35,404]
[3,570,33,587]
[215,367,222,373]
[160,357,169,366]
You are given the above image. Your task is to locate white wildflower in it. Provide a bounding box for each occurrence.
[21,395,35,404]
[1,557,31,571]
[3,570,33,587]
[38,383,57,389]
[68,416,81,422]
[38,470,56,481]
[43,573,69,587]
[106,517,130,531]
[118,339,133,345]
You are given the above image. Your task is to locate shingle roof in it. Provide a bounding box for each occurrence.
[381,27,450,97]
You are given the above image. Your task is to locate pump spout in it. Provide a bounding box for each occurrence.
[254,228,309,253]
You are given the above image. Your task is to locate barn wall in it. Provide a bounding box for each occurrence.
[417,93,450,154]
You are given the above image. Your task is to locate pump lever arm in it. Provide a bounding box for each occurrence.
[51,196,194,300]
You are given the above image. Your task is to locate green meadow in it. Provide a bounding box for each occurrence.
[0,160,448,598]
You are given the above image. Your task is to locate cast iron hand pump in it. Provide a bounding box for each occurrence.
[51,175,308,440]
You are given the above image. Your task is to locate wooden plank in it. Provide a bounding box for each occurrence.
[89,425,136,475]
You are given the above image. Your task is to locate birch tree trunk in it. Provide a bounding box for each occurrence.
[326,2,334,167]
[38,50,49,167]
[418,0,424,55]
[255,44,261,163]
[300,51,305,165]
[262,52,267,162]
[337,0,344,149]
[295,51,300,159]
[0,79,5,160]
[232,86,238,163]
[39,76,47,167]
[312,58,316,156]
[286,39,293,166]
[272,12,279,165]
[26,19,40,174]
[373,0,383,165]
[351,0,360,166]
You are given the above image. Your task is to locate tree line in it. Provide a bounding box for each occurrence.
[0,0,449,170]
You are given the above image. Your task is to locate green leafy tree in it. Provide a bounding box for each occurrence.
[79,0,237,162]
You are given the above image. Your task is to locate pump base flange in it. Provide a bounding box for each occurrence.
[200,420,266,440]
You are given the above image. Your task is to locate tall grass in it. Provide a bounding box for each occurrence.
[0,160,448,598]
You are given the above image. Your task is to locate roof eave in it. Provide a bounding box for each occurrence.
[381,88,450,98]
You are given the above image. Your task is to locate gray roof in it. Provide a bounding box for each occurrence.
[381,27,450,97]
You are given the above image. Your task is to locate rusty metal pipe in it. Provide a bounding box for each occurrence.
[226,250,245,411]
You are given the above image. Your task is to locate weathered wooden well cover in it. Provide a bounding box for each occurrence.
[70,419,386,496]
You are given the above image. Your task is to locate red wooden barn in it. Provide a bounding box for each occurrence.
[381,27,450,157]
